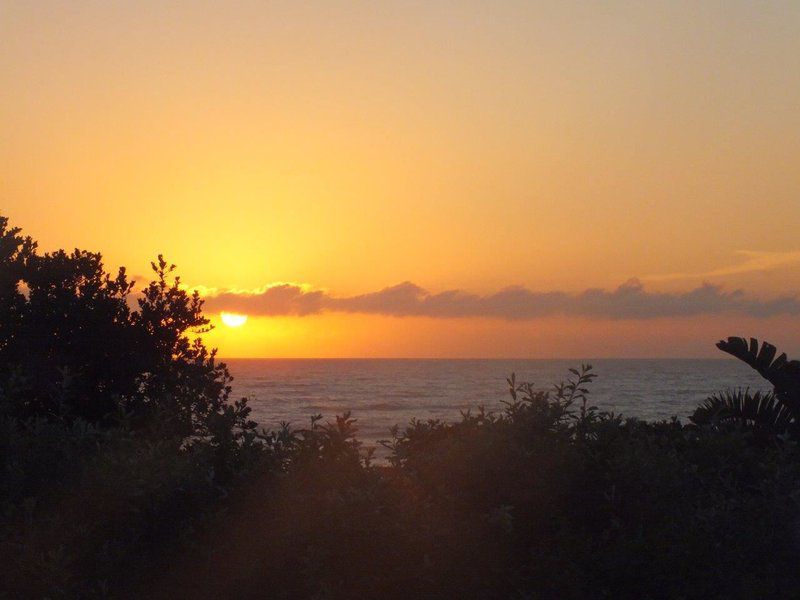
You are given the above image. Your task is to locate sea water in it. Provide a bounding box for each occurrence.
[227,359,770,448]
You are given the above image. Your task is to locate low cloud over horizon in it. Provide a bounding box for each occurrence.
[202,279,800,321]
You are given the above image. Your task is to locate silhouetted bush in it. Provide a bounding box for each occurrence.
[145,366,800,600]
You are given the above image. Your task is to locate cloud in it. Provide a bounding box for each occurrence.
[204,283,327,316]
[202,279,800,321]
[644,250,800,282]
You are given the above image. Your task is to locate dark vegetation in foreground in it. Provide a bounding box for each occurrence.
[2,214,800,598]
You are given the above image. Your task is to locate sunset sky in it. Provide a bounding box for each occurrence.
[2,1,799,357]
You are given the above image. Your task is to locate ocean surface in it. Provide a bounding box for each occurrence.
[226,359,771,449]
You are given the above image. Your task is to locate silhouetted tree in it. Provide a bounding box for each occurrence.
[0,214,253,443]
[0,216,34,366]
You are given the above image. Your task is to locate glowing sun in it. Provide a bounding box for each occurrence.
[220,312,248,328]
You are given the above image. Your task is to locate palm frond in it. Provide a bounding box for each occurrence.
[716,337,800,414]
[690,388,793,434]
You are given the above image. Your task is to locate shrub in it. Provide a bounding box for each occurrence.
[141,366,800,600]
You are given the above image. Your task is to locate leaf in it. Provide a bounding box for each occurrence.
[690,388,792,434]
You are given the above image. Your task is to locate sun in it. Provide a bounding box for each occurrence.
[220,312,248,328]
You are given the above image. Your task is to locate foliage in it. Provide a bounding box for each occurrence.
[696,337,800,441]
[141,365,800,600]
[716,337,800,408]
[690,388,793,437]
[0,214,255,447]
[3,212,800,598]
[0,213,264,596]
[0,400,280,597]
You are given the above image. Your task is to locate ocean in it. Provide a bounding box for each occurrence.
[226,358,771,449]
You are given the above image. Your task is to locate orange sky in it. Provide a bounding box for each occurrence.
[2,1,799,357]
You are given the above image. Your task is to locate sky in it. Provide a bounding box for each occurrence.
[2,1,799,357]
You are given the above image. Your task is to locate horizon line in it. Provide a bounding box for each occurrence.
[218,356,738,361]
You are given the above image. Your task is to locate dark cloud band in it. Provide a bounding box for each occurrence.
[203,279,800,320]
